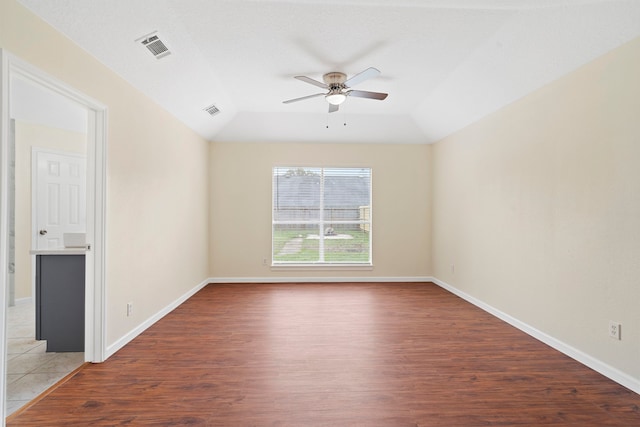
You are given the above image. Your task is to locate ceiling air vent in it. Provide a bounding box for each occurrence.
[136,31,171,59]
[203,104,221,117]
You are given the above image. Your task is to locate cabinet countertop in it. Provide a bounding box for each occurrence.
[30,248,88,255]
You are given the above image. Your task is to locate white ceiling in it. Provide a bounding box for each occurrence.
[17,0,640,144]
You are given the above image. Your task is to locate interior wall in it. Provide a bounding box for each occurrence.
[14,121,86,300]
[431,36,640,382]
[1,0,210,346]
[209,142,432,280]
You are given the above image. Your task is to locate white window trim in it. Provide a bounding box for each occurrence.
[270,264,374,271]
[272,166,372,267]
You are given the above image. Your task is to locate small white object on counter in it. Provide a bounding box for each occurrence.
[64,232,86,248]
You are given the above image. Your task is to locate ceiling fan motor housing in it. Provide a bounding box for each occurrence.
[323,72,347,91]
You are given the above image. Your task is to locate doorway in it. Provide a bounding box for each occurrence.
[7,121,87,415]
[0,50,107,420]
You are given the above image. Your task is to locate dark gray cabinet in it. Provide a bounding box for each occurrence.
[35,254,85,352]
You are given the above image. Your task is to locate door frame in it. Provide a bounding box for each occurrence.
[0,49,108,416]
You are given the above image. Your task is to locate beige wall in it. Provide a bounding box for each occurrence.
[14,121,86,300]
[1,0,210,346]
[431,37,640,381]
[209,142,432,279]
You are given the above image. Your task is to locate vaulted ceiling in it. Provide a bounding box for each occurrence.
[17,0,640,144]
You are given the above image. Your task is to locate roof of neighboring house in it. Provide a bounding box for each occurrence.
[274,174,370,208]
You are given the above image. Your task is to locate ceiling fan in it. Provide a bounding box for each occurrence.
[283,67,388,113]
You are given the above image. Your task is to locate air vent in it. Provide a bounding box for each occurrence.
[203,104,221,117]
[136,32,171,59]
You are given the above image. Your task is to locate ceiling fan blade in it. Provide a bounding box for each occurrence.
[328,103,339,113]
[294,75,328,89]
[344,67,380,87]
[348,90,388,100]
[283,93,326,104]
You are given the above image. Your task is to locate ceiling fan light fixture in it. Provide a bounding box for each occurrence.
[326,93,347,105]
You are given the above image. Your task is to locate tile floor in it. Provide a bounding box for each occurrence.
[5,301,84,416]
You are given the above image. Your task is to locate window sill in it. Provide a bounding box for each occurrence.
[270,263,373,271]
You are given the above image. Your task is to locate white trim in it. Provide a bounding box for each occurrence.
[0,49,10,420]
[431,277,640,395]
[209,276,433,284]
[270,264,374,271]
[272,166,373,266]
[105,279,210,359]
[85,106,108,363]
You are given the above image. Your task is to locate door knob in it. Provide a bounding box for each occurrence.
[39,229,48,235]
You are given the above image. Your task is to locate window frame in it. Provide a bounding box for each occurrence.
[271,166,372,267]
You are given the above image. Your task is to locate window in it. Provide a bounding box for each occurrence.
[272,167,372,265]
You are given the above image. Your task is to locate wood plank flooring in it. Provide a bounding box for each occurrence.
[7,282,640,426]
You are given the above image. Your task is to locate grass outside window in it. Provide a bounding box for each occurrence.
[272,228,370,263]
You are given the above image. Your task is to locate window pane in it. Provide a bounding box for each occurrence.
[322,224,370,263]
[273,167,321,221]
[272,225,320,263]
[323,168,370,221]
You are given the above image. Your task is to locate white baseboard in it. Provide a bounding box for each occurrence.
[431,277,640,395]
[105,278,210,359]
[209,276,434,284]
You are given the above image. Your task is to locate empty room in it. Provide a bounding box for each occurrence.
[0,0,639,425]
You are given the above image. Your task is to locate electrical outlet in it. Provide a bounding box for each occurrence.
[262,257,268,266]
[451,264,455,274]
[608,320,621,340]
[127,302,133,317]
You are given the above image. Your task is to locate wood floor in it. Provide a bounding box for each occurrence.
[7,282,640,426]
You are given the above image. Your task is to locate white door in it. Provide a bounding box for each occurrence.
[33,149,86,249]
